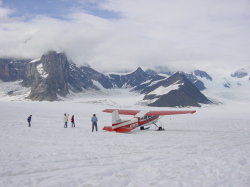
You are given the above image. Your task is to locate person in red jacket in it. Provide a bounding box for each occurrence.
[71,115,75,128]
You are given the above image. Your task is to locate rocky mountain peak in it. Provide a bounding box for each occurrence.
[144,72,211,107]
[133,67,145,74]
[21,51,70,101]
[40,51,68,66]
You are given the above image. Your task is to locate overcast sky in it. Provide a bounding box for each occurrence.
[0,0,249,73]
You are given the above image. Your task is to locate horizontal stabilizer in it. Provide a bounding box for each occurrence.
[103,126,114,132]
[103,126,133,133]
[115,126,133,133]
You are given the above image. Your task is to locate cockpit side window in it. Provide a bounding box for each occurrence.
[140,116,155,121]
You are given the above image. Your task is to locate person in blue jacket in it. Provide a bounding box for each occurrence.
[91,114,98,132]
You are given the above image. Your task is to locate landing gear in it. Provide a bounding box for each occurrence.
[153,123,165,131]
[140,126,150,130]
[158,126,164,131]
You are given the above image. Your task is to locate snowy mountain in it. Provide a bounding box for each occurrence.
[0,52,164,101]
[213,67,250,89]
[144,68,213,91]
[107,67,149,88]
[2,51,248,107]
[139,72,211,107]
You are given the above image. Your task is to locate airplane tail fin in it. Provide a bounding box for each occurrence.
[103,110,133,133]
[112,110,121,124]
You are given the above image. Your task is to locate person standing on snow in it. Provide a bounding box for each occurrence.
[91,114,98,132]
[71,115,75,128]
[64,113,68,128]
[27,115,32,127]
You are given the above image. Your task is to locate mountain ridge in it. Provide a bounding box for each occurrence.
[0,51,234,107]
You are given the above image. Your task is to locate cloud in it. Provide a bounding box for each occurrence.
[0,0,249,73]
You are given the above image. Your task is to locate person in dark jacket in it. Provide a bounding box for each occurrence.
[71,115,75,128]
[27,115,32,127]
[91,114,98,132]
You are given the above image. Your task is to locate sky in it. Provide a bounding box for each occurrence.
[0,0,249,73]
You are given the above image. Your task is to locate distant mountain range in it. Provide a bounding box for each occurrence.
[0,51,248,107]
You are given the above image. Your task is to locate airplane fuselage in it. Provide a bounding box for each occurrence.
[111,115,159,132]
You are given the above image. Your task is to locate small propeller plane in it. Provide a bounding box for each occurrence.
[102,109,196,133]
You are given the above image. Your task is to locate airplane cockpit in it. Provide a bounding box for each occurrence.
[140,115,157,121]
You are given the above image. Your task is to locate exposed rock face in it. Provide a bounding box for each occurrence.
[22,51,70,101]
[108,67,151,88]
[143,72,211,107]
[21,51,116,101]
[223,81,231,88]
[78,66,113,89]
[184,73,206,91]
[67,63,93,92]
[0,58,30,81]
[231,68,248,78]
[194,70,213,81]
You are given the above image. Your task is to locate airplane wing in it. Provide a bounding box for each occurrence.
[103,109,140,115]
[103,109,196,116]
[145,110,196,116]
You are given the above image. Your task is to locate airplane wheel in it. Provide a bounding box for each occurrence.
[140,126,144,130]
[158,127,164,131]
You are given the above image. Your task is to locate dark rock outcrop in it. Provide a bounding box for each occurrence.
[184,73,206,91]
[231,69,248,78]
[0,58,30,82]
[108,67,151,88]
[22,51,115,101]
[79,66,113,89]
[223,81,231,88]
[21,51,70,101]
[193,70,213,81]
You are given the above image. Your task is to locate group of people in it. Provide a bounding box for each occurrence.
[63,113,75,128]
[27,114,98,132]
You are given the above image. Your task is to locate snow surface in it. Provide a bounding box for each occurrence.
[92,80,105,90]
[36,64,48,78]
[0,89,250,187]
[105,69,137,76]
[140,79,152,85]
[148,77,168,87]
[148,81,182,96]
[29,58,40,63]
[199,71,250,105]
[0,80,30,101]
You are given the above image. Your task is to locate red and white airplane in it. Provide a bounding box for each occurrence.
[102,109,196,133]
